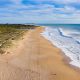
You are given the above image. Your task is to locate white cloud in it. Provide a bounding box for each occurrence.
[33,0,80,4]
[0,0,80,23]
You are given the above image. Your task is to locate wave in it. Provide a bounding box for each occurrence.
[41,27,80,68]
[59,28,80,44]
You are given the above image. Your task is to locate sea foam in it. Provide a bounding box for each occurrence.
[41,27,80,68]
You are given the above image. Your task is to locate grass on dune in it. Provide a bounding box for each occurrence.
[0,24,37,54]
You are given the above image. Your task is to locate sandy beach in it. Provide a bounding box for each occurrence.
[0,27,80,80]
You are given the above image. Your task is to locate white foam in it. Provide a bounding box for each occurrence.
[41,27,80,68]
[59,27,80,43]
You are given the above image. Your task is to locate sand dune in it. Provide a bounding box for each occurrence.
[0,27,80,80]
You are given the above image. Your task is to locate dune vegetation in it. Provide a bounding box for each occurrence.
[0,24,37,54]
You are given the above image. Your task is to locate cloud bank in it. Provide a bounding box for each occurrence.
[0,0,80,23]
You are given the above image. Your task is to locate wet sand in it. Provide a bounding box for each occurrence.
[0,27,80,80]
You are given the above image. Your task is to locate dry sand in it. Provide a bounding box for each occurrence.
[0,27,80,80]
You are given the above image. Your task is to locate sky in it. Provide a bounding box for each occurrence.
[0,0,80,24]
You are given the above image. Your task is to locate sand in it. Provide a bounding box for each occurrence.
[0,27,80,80]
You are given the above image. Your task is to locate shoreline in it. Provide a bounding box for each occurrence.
[60,49,80,73]
[41,26,80,69]
[40,27,80,80]
[0,26,80,80]
[42,26,80,71]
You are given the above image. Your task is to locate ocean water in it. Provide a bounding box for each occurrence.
[40,24,80,68]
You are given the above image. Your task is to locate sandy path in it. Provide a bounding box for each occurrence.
[0,27,80,80]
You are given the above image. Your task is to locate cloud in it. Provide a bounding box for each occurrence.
[0,0,80,23]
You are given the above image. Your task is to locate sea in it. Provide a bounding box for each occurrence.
[39,24,80,68]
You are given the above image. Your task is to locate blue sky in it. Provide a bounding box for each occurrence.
[0,0,80,24]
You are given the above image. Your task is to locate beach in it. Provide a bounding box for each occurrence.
[0,27,80,80]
